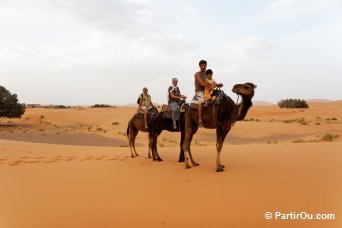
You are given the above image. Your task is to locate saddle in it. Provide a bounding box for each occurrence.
[189,90,229,127]
[161,105,172,119]
[190,90,225,110]
[161,101,189,119]
[134,112,145,119]
[134,106,158,119]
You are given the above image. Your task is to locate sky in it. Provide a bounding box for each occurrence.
[0,0,341,105]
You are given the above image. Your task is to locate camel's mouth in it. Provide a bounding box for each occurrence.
[232,82,257,96]
[232,85,240,94]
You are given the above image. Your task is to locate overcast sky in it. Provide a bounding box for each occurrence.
[1,0,341,105]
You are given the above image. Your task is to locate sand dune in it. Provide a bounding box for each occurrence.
[0,103,341,227]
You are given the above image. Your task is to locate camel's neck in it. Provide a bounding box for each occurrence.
[220,95,253,126]
[235,97,252,121]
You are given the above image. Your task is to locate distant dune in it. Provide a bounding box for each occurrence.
[331,100,342,104]
[1,102,342,228]
[253,100,274,105]
[306,99,333,103]
[119,103,138,107]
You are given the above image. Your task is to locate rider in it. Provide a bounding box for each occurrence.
[194,61,223,127]
[168,78,187,129]
[204,69,223,107]
[194,60,214,127]
[138,87,153,129]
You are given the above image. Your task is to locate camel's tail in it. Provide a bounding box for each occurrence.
[126,119,132,140]
[126,125,129,140]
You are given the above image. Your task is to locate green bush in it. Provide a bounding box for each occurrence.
[91,104,115,108]
[322,133,334,141]
[278,99,309,109]
[0,85,26,119]
[54,105,68,109]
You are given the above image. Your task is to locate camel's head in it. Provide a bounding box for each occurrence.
[232,82,257,99]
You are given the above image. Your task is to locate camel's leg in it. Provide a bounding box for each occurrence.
[151,131,162,161]
[183,111,193,169]
[129,139,135,158]
[128,122,136,158]
[132,127,139,157]
[155,132,163,161]
[148,134,152,159]
[188,126,199,166]
[151,135,157,161]
[179,126,185,162]
[183,128,192,168]
[215,126,230,172]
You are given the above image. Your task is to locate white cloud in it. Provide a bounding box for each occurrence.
[0,0,341,104]
[250,0,340,22]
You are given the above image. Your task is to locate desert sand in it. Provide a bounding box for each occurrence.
[0,102,341,228]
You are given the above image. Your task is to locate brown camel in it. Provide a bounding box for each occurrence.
[149,101,189,162]
[126,107,158,158]
[183,82,257,172]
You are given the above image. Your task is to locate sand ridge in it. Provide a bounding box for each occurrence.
[0,102,341,227]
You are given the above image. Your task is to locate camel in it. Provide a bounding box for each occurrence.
[126,107,158,158]
[182,82,257,172]
[149,101,189,161]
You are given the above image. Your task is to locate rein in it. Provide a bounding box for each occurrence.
[231,93,241,127]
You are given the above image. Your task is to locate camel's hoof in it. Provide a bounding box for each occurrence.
[135,154,139,157]
[185,165,191,169]
[157,158,163,161]
[216,167,224,172]
[131,155,135,158]
[192,162,199,166]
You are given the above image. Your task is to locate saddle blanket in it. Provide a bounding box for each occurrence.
[134,113,144,119]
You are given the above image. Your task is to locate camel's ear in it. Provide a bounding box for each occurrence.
[246,82,257,89]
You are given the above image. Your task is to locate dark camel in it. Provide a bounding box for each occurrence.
[149,101,189,161]
[126,107,158,158]
[183,82,257,172]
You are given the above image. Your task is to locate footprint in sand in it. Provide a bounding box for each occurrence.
[44,160,57,163]
[80,156,94,161]
[106,157,119,161]
[45,158,62,163]
[0,158,7,165]
[94,156,106,161]
[9,160,23,166]
[24,160,42,164]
